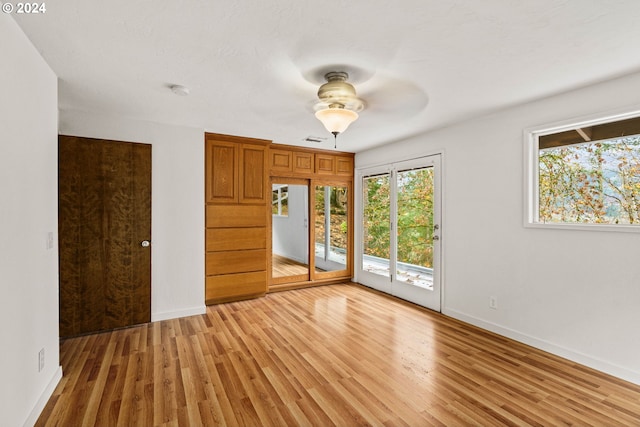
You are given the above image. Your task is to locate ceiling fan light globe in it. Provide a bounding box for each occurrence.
[315,108,358,134]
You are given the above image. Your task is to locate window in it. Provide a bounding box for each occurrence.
[272,184,288,216]
[525,111,640,231]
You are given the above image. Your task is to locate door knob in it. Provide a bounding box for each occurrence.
[141,240,151,247]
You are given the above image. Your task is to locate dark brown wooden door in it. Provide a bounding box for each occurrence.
[58,135,151,338]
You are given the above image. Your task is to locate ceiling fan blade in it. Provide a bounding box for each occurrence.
[359,76,429,118]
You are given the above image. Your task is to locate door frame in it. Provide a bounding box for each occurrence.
[355,152,444,312]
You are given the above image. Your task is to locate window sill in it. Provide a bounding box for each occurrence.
[524,221,640,233]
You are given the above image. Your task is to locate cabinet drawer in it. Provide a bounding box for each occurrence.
[206,205,266,228]
[206,227,266,252]
[206,249,267,275]
[206,271,267,303]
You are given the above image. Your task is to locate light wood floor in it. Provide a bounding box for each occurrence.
[272,254,309,278]
[37,283,640,426]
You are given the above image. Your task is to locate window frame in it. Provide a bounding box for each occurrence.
[524,107,640,233]
[272,184,289,217]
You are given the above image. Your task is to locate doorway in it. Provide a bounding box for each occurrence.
[58,135,152,337]
[357,155,442,311]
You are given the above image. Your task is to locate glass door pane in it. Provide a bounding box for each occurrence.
[362,173,391,279]
[314,185,348,273]
[396,167,434,289]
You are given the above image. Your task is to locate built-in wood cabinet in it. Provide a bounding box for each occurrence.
[268,143,355,293]
[206,137,355,304]
[267,145,353,178]
[205,133,269,304]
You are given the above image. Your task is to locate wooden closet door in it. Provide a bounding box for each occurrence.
[58,135,152,338]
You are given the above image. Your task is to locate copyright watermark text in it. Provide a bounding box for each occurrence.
[2,2,47,14]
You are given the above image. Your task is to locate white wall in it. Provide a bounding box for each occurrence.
[0,15,62,427]
[356,71,640,385]
[59,110,206,321]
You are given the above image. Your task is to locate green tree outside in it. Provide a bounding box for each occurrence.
[539,136,640,224]
[363,168,434,269]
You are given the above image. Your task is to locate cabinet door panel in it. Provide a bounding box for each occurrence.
[315,154,335,176]
[240,144,267,204]
[206,140,238,203]
[294,152,314,174]
[269,149,293,174]
[336,156,354,177]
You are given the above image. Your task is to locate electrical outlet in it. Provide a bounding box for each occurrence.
[489,296,498,310]
[38,348,45,372]
[46,232,54,250]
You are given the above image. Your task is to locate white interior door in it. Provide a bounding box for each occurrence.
[358,155,442,311]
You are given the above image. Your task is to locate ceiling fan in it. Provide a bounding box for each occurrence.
[313,71,366,146]
[308,68,429,146]
[248,62,429,149]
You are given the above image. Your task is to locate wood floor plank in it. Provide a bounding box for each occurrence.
[37,283,640,426]
[202,353,236,425]
[277,401,313,427]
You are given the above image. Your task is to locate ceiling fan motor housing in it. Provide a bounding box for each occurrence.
[317,72,357,104]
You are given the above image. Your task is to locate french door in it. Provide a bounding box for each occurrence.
[357,155,442,311]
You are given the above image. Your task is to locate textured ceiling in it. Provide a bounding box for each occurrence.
[12,0,640,152]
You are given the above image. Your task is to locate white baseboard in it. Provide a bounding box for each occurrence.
[152,305,206,322]
[24,366,62,427]
[443,308,640,386]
